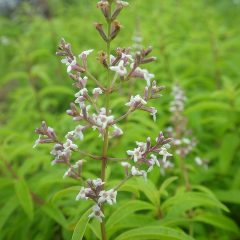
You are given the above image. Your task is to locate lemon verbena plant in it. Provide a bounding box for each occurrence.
[33,1,173,239]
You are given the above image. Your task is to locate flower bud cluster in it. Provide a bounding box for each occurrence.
[76,178,117,222]
[167,84,208,168]
[123,132,173,178]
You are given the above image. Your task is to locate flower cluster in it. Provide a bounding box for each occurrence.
[124,132,173,178]
[76,178,117,222]
[33,0,172,225]
[167,84,208,168]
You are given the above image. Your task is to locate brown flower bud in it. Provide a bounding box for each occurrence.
[94,23,108,42]
[110,20,122,40]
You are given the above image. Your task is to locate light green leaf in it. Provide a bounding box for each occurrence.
[115,226,195,240]
[106,200,155,233]
[162,192,228,217]
[219,133,239,174]
[214,190,240,204]
[159,177,178,198]
[71,208,92,240]
[0,197,18,231]
[14,178,34,220]
[194,213,239,233]
[41,203,68,228]
[51,186,80,203]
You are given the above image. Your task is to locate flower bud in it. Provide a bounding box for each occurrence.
[94,23,108,42]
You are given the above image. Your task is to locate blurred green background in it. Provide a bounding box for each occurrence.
[0,0,240,239]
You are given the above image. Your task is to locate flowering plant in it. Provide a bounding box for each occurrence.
[33,0,173,238]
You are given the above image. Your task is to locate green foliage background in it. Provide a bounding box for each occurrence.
[0,0,240,239]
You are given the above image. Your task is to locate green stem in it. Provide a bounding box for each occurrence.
[100,4,112,240]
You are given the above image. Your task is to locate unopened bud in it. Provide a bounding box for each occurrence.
[94,23,108,42]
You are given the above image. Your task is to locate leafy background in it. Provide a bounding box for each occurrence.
[0,0,240,239]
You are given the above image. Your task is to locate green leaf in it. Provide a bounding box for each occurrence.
[219,133,239,174]
[0,197,19,231]
[41,203,68,228]
[136,178,159,206]
[115,226,195,240]
[71,208,92,240]
[162,192,228,217]
[14,178,34,220]
[214,190,240,204]
[194,213,239,233]
[106,200,155,234]
[159,177,178,198]
[51,186,80,203]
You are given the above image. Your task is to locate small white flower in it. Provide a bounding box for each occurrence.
[73,160,83,169]
[159,146,172,162]
[33,135,41,148]
[150,107,157,122]
[76,187,92,200]
[110,60,127,76]
[121,52,134,64]
[74,125,85,140]
[112,124,123,137]
[142,69,154,87]
[116,0,129,7]
[75,88,88,98]
[121,162,131,168]
[63,168,72,178]
[127,147,143,162]
[61,57,77,73]
[88,204,104,222]
[92,87,103,96]
[79,49,94,58]
[125,95,147,108]
[98,189,117,205]
[182,138,191,145]
[95,114,114,129]
[92,178,105,187]
[131,166,147,180]
[65,131,75,139]
[195,157,203,166]
[63,139,78,151]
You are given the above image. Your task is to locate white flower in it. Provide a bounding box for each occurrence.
[159,146,172,162]
[110,60,127,76]
[74,125,85,140]
[182,138,191,145]
[92,178,105,187]
[121,162,131,168]
[98,189,117,205]
[112,124,123,137]
[95,113,114,129]
[121,52,134,64]
[142,69,155,87]
[63,139,78,151]
[131,166,147,180]
[116,0,129,7]
[79,49,94,58]
[33,135,41,148]
[88,204,104,222]
[76,187,92,200]
[195,157,203,166]
[61,57,77,73]
[148,154,160,172]
[75,88,88,98]
[92,87,103,96]
[73,160,83,169]
[65,131,75,139]
[63,168,73,178]
[127,147,143,162]
[125,95,147,108]
[150,107,157,122]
